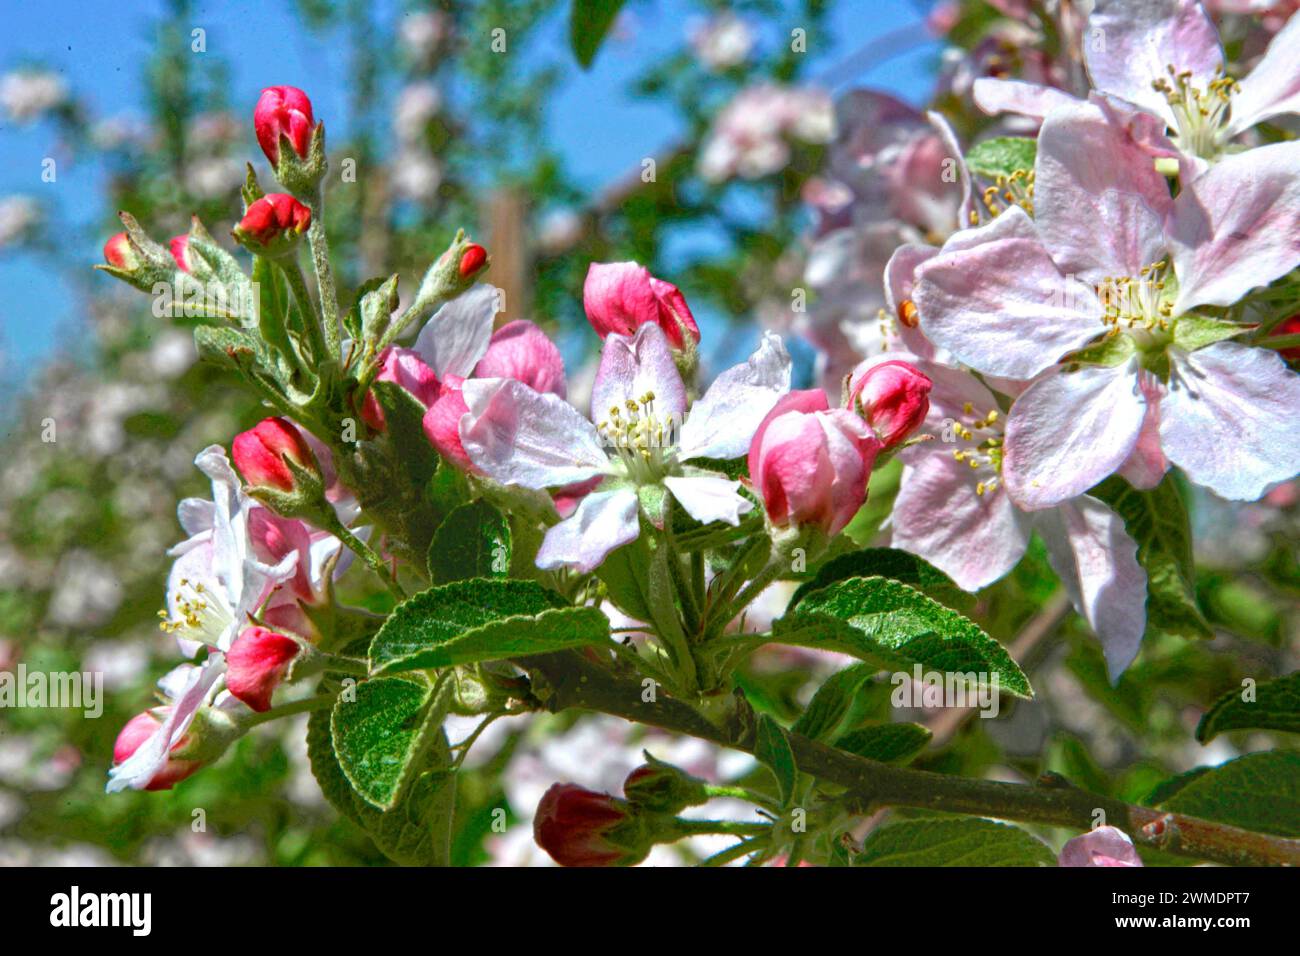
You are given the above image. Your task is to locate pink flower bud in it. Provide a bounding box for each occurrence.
[103,232,138,271]
[225,626,301,713]
[583,261,702,350]
[254,86,314,166]
[169,234,193,274]
[361,347,442,432]
[112,710,201,792]
[459,243,488,278]
[474,320,568,397]
[1058,826,1143,867]
[232,416,318,492]
[748,390,881,536]
[232,193,312,252]
[533,783,648,867]
[847,359,932,448]
[422,377,475,472]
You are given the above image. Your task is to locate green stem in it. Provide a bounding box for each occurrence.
[671,819,772,839]
[699,837,763,867]
[243,694,335,727]
[1260,332,1300,351]
[703,783,778,809]
[307,185,341,361]
[278,259,330,365]
[322,512,406,601]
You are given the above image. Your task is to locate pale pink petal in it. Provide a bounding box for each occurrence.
[972,77,1079,120]
[914,207,1104,379]
[1227,11,1300,135]
[891,452,1031,592]
[1044,188,1167,288]
[1160,342,1300,501]
[1084,0,1222,128]
[413,284,499,379]
[1002,362,1148,510]
[1167,141,1300,313]
[1059,826,1143,867]
[1033,496,1148,680]
[1035,99,1175,277]
[591,323,687,427]
[677,331,791,460]
[663,474,753,526]
[460,377,608,489]
[1118,379,1169,489]
[535,488,641,573]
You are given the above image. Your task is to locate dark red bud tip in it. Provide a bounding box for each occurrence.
[459,243,487,278]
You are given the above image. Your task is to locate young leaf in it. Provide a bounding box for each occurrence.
[773,576,1032,699]
[754,714,797,807]
[330,676,450,810]
[369,579,609,674]
[790,547,972,610]
[853,818,1056,866]
[428,499,512,584]
[1092,475,1211,641]
[307,706,456,865]
[834,723,932,764]
[965,137,1037,179]
[1197,673,1300,743]
[570,0,626,69]
[791,663,876,742]
[1153,751,1300,837]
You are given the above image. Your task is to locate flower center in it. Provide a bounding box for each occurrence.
[158,577,234,646]
[1152,65,1239,159]
[948,402,1004,497]
[1097,261,1175,340]
[974,168,1034,225]
[596,391,679,484]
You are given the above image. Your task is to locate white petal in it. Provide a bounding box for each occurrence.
[591,323,688,426]
[678,331,791,460]
[535,488,641,573]
[1034,496,1147,681]
[413,284,499,379]
[1228,11,1300,134]
[664,474,753,526]
[460,377,609,489]
[1160,342,1300,500]
[1003,362,1148,510]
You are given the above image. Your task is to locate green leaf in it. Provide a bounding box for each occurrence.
[835,723,932,764]
[854,818,1056,866]
[596,536,656,623]
[965,137,1037,179]
[307,705,456,865]
[428,499,511,584]
[372,380,439,488]
[791,663,876,742]
[791,547,972,610]
[1154,752,1300,837]
[774,576,1032,699]
[1198,673,1300,743]
[570,0,625,68]
[369,579,609,674]
[1092,475,1212,642]
[754,714,797,807]
[330,677,450,810]
[1173,314,1245,352]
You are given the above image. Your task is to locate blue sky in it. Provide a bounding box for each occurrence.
[0,0,938,379]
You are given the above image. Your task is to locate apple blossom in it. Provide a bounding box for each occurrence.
[168,234,193,274]
[460,322,790,572]
[232,193,311,254]
[533,783,649,867]
[847,359,933,448]
[112,709,202,792]
[225,626,302,713]
[233,416,319,493]
[583,261,701,350]
[1059,826,1144,867]
[913,101,1300,507]
[254,85,314,166]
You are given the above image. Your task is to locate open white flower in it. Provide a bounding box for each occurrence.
[461,323,791,572]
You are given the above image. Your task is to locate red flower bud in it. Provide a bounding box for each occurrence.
[232,193,312,252]
[458,243,488,278]
[232,416,317,492]
[847,359,933,448]
[533,783,648,867]
[254,85,314,166]
[112,710,201,792]
[583,261,701,350]
[103,231,138,271]
[225,626,301,713]
[1272,315,1300,362]
[169,234,193,274]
